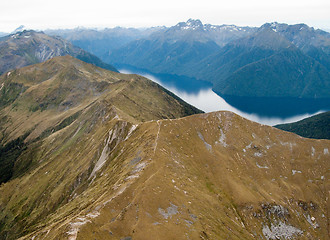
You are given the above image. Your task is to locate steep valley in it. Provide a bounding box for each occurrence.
[0,56,329,239]
[105,20,330,99]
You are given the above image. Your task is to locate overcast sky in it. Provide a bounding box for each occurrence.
[0,0,329,32]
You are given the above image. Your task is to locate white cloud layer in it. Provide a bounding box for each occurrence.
[0,0,329,32]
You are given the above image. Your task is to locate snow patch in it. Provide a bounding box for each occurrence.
[124,124,138,141]
[86,211,100,219]
[266,145,271,150]
[89,130,113,178]
[254,152,263,157]
[217,128,228,147]
[132,162,147,174]
[67,217,91,240]
[67,209,101,240]
[305,214,319,229]
[197,131,212,151]
[262,221,303,239]
[103,184,128,206]
[311,147,315,157]
[291,170,302,175]
[174,159,185,169]
[280,141,296,152]
[89,122,128,179]
[256,162,269,169]
[158,203,178,219]
[125,174,139,181]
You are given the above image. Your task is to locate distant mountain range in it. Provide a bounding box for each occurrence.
[192,24,330,98]
[49,19,330,99]
[45,26,165,59]
[0,30,117,75]
[48,19,256,76]
[0,55,329,239]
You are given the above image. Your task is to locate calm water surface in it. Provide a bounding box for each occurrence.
[119,67,329,126]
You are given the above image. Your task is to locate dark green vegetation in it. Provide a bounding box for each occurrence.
[0,30,117,75]
[108,39,221,76]
[71,20,328,99]
[105,19,255,77]
[275,111,330,139]
[0,134,27,183]
[189,26,330,98]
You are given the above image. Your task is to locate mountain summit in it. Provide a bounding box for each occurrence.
[0,30,118,75]
[13,25,28,33]
[104,21,329,99]
[174,19,204,30]
[107,19,255,75]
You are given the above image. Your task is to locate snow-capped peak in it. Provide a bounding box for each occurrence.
[176,19,203,30]
[270,22,279,28]
[186,19,203,27]
[13,25,28,33]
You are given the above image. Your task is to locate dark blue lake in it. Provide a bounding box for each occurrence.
[118,65,329,126]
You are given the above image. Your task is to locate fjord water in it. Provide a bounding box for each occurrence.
[119,66,329,126]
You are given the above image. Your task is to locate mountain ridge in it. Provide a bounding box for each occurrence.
[0,55,202,183]
[1,108,328,239]
[101,20,330,99]
[0,30,118,75]
[0,21,329,240]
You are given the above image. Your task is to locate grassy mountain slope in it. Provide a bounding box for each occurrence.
[275,111,330,139]
[0,30,117,75]
[0,55,201,183]
[0,110,328,240]
[0,58,328,239]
